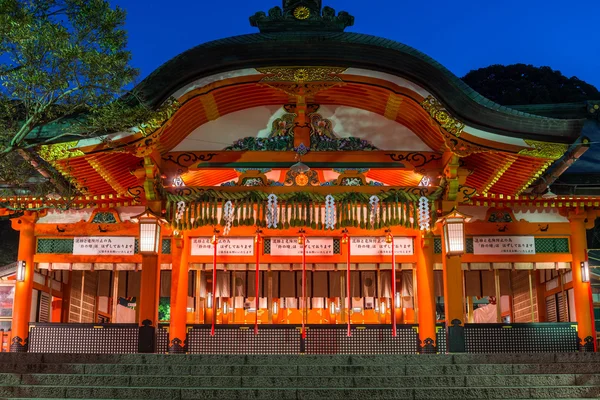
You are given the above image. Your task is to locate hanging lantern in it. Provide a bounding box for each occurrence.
[16,260,26,282]
[131,209,166,255]
[385,231,393,244]
[581,261,590,283]
[439,208,471,256]
[341,229,349,245]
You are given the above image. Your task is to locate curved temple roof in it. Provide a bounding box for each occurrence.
[14,0,599,203]
[128,3,584,143]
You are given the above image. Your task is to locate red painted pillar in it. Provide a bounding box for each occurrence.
[416,233,436,353]
[169,232,189,353]
[570,215,596,351]
[10,212,37,352]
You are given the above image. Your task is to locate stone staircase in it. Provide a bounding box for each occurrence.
[0,353,598,399]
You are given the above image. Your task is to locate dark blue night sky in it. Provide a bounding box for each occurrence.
[111,0,599,89]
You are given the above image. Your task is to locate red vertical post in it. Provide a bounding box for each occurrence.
[211,236,217,336]
[255,234,260,335]
[302,235,307,339]
[586,253,597,352]
[346,235,351,337]
[391,235,397,337]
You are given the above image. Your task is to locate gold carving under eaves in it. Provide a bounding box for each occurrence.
[257,67,347,97]
[284,169,320,187]
[438,127,486,157]
[270,113,297,137]
[518,140,568,160]
[421,96,465,137]
[39,141,84,162]
[258,67,346,83]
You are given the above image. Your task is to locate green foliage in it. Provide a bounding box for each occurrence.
[223,135,379,152]
[0,0,156,194]
[224,136,293,151]
[310,136,378,151]
[462,64,600,106]
[158,297,170,321]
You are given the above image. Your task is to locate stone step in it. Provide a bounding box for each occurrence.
[2,385,600,399]
[12,373,593,389]
[0,362,597,376]
[513,363,600,375]
[3,353,599,366]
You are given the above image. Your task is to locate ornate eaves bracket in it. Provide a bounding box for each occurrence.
[421,96,465,137]
[518,139,569,160]
[420,96,487,157]
[256,66,347,97]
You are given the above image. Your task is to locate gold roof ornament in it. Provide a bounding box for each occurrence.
[250,1,354,33]
[257,66,347,97]
[518,139,569,160]
[293,6,311,20]
[257,66,346,84]
[420,96,465,137]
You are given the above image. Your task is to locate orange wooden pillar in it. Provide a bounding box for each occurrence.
[139,253,161,325]
[138,239,162,353]
[416,233,436,353]
[442,236,464,326]
[570,215,596,351]
[169,232,189,353]
[10,212,37,352]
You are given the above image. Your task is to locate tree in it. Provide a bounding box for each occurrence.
[0,0,156,195]
[461,64,600,106]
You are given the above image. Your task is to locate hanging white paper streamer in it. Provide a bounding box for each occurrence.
[176,201,186,222]
[222,200,234,235]
[267,194,279,228]
[325,195,335,230]
[418,196,430,231]
[369,195,379,228]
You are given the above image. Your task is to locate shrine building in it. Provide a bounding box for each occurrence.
[1,0,599,355]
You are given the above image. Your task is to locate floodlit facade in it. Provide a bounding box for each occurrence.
[1,0,598,354]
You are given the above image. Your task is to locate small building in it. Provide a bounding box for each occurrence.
[1,0,599,354]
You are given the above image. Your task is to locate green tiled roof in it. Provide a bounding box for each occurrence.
[28,31,587,144]
[132,31,585,142]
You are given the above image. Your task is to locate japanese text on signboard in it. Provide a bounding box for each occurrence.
[473,236,535,255]
[190,237,254,256]
[73,237,135,255]
[270,237,334,256]
[350,237,414,256]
